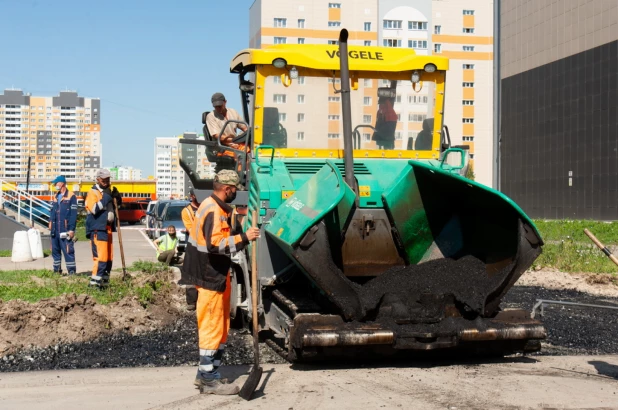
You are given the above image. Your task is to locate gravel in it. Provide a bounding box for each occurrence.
[2,285,617,372]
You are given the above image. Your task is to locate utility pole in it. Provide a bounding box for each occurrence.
[25,156,32,193]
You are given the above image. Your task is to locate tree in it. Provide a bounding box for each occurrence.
[465,162,476,181]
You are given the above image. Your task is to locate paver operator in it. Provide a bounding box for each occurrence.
[184,170,259,395]
[49,175,78,275]
[85,169,122,289]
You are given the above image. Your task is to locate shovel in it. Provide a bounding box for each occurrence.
[584,228,618,267]
[238,210,263,400]
[113,197,129,281]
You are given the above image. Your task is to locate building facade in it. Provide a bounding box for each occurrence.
[500,0,618,219]
[107,166,143,181]
[0,89,102,182]
[154,137,185,199]
[249,0,494,186]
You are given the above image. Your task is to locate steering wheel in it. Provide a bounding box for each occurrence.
[231,130,248,144]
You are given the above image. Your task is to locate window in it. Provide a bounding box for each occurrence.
[469,154,475,159]
[408,95,428,104]
[297,113,305,122]
[462,136,475,141]
[279,113,287,122]
[434,25,441,34]
[363,79,372,87]
[328,115,340,120]
[297,132,305,141]
[463,64,475,69]
[298,19,305,28]
[328,96,340,102]
[328,3,341,7]
[273,94,287,103]
[383,20,402,29]
[408,113,427,122]
[298,77,305,85]
[408,21,427,30]
[395,132,402,140]
[328,40,338,45]
[408,40,427,49]
[462,100,474,105]
[463,82,474,87]
[328,21,341,27]
[364,22,371,31]
[363,96,372,105]
[328,133,340,139]
[463,46,475,52]
[462,118,474,123]
[363,115,372,123]
[395,95,401,103]
[434,43,442,53]
[274,18,287,27]
[463,10,475,15]
[298,95,305,104]
[274,37,287,44]
[463,28,475,34]
[383,39,402,47]
[363,133,371,142]
[273,76,282,84]
[364,40,371,46]
[298,38,305,44]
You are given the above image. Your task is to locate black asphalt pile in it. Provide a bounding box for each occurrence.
[504,285,618,355]
[359,256,514,320]
[0,314,286,373]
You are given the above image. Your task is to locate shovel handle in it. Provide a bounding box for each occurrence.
[584,228,618,267]
[250,210,259,363]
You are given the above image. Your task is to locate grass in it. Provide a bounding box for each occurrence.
[0,249,51,258]
[0,261,170,306]
[532,219,618,275]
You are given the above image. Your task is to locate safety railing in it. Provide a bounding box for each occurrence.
[0,179,52,228]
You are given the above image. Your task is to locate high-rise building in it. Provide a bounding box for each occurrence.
[0,89,102,181]
[500,0,618,220]
[249,0,494,186]
[154,137,185,199]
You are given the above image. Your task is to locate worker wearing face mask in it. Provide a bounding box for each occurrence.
[48,175,78,275]
[183,170,259,395]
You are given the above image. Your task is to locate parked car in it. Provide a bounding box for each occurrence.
[147,200,172,239]
[145,200,157,236]
[153,200,190,253]
[117,201,147,225]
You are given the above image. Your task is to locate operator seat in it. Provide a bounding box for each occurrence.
[262,107,287,148]
[414,118,434,151]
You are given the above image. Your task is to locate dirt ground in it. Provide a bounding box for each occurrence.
[0,274,184,356]
[1,268,617,357]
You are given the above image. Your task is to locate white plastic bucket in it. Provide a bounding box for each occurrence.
[11,231,33,262]
[28,228,44,259]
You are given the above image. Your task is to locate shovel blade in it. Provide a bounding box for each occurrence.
[238,366,263,400]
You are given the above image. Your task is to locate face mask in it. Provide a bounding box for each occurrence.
[55,184,62,191]
[226,189,237,203]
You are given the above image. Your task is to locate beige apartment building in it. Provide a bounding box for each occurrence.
[249,0,494,186]
[0,89,102,182]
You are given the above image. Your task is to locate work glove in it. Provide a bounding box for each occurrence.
[107,211,115,223]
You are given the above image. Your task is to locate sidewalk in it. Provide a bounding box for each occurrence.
[0,226,157,273]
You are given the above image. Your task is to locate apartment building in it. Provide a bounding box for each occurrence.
[500,0,618,220]
[107,166,143,181]
[154,137,184,199]
[0,89,102,182]
[249,0,494,186]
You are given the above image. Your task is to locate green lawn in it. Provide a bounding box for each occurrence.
[0,261,170,306]
[532,219,618,275]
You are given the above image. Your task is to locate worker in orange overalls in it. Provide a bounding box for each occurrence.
[85,169,122,289]
[183,170,259,395]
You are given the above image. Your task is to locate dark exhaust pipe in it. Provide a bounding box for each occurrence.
[338,29,357,195]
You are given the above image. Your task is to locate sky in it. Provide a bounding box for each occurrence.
[0,0,256,175]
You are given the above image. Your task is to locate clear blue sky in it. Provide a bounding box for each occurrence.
[0,0,255,175]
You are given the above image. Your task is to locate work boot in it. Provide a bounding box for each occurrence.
[187,303,196,312]
[194,375,229,388]
[89,274,110,289]
[199,379,239,395]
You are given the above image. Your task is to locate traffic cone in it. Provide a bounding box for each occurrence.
[11,231,33,262]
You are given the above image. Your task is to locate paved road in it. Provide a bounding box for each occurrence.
[0,226,157,272]
[0,355,616,409]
